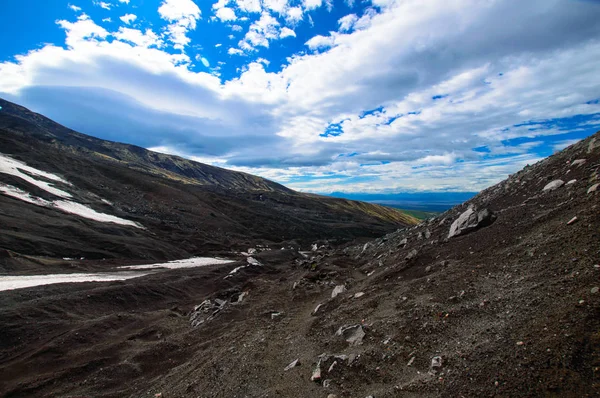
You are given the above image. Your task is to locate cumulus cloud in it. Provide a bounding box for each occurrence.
[305,34,336,50]
[115,27,162,47]
[95,1,112,10]
[279,26,296,38]
[119,14,137,24]
[234,0,262,13]
[68,4,82,12]
[158,0,201,49]
[285,6,303,24]
[337,14,358,32]
[1,0,600,193]
[239,11,280,50]
[302,0,322,11]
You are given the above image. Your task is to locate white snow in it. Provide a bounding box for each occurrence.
[0,183,143,228]
[53,200,142,228]
[118,257,234,270]
[0,256,235,291]
[0,153,72,198]
[0,271,150,291]
[0,184,52,206]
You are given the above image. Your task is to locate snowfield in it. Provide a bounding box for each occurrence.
[118,257,234,270]
[0,153,72,198]
[0,153,143,228]
[0,271,151,291]
[0,257,234,291]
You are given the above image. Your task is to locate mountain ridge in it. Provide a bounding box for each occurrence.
[0,98,418,262]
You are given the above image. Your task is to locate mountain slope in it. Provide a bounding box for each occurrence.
[0,98,418,262]
[1,130,598,397]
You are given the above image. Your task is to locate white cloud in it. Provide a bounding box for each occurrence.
[228,47,244,55]
[231,24,243,31]
[215,7,237,21]
[115,27,162,47]
[338,14,358,32]
[239,11,280,50]
[279,27,296,39]
[215,43,222,47]
[285,6,303,24]
[95,1,112,10]
[263,0,288,14]
[158,0,202,49]
[302,0,322,11]
[305,34,336,50]
[234,0,262,13]
[118,0,130,3]
[69,4,82,12]
[119,14,137,24]
[213,0,237,21]
[102,17,112,22]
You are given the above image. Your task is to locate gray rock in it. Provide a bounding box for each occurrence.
[312,303,324,315]
[571,159,586,167]
[354,292,365,299]
[399,238,408,247]
[588,183,599,194]
[284,359,299,371]
[237,291,248,302]
[567,216,578,225]
[336,325,365,346]
[424,229,431,239]
[566,179,577,185]
[247,257,262,266]
[589,137,599,153]
[407,356,415,366]
[543,180,564,192]
[431,356,443,368]
[406,249,419,260]
[592,287,599,294]
[448,207,496,238]
[311,359,322,381]
[331,285,347,298]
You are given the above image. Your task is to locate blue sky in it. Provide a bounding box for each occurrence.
[1,0,600,194]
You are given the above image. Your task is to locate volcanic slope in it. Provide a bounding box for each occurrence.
[0,128,598,397]
[0,98,417,264]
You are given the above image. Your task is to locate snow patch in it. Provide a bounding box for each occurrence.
[0,271,151,291]
[53,200,142,228]
[118,257,234,270]
[0,183,143,228]
[0,153,72,198]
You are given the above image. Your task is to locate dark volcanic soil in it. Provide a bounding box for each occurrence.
[0,134,599,397]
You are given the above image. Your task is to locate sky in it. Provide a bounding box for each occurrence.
[1,0,600,195]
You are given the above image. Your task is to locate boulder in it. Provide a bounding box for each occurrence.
[448,207,496,239]
[571,159,586,167]
[543,180,564,192]
[332,285,347,298]
[247,257,262,266]
[588,183,599,194]
[336,325,365,346]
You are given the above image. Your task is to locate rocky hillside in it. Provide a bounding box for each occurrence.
[0,98,417,263]
[0,128,598,397]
